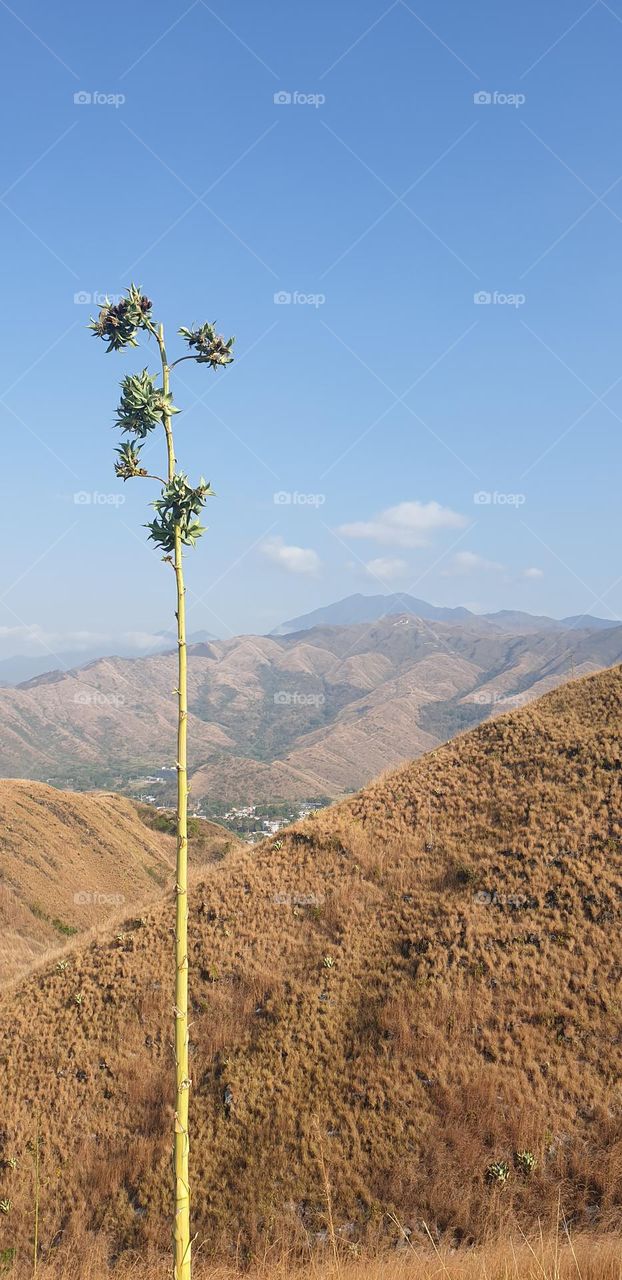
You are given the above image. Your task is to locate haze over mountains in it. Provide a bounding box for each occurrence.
[3,596,618,690]
[2,665,620,1259]
[2,596,622,803]
[273,592,620,636]
[0,629,217,687]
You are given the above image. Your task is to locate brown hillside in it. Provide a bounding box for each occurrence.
[0,666,621,1265]
[0,782,237,983]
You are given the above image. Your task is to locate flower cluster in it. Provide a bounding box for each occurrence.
[90,284,152,351]
[114,368,177,438]
[179,322,235,368]
[112,368,178,483]
[91,285,232,557]
[114,441,148,481]
[147,474,214,553]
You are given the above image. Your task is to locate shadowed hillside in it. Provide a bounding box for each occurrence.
[0,782,237,983]
[0,666,620,1266]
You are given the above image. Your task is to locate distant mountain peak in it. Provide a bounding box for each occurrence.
[272,593,477,636]
[273,593,619,637]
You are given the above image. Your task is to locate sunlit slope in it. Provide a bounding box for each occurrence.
[0,781,236,982]
[0,666,620,1260]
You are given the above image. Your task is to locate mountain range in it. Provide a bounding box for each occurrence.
[2,596,618,690]
[1,601,622,803]
[0,629,217,687]
[273,592,619,635]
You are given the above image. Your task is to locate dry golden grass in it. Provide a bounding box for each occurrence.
[3,1230,622,1278]
[0,666,620,1270]
[0,783,238,984]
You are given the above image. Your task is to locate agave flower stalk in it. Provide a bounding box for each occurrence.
[90,285,234,1280]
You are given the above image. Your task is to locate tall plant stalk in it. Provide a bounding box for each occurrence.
[90,286,234,1278]
[32,1113,40,1280]
[157,320,191,1275]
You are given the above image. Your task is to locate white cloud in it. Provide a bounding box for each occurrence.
[365,557,409,581]
[261,536,320,575]
[442,551,504,576]
[0,624,112,655]
[338,500,467,548]
[0,624,181,661]
[441,557,545,582]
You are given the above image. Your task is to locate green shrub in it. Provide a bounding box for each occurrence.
[52,918,78,937]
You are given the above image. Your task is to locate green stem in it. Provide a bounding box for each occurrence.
[169,354,201,369]
[158,322,191,1280]
[157,325,176,482]
[33,1113,40,1280]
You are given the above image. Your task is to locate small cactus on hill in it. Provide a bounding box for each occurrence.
[514,1149,537,1176]
[486,1160,510,1186]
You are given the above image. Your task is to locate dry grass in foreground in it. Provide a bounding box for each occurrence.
[1,667,621,1262]
[5,1230,622,1279]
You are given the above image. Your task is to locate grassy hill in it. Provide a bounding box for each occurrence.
[0,666,620,1268]
[0,781,237,983]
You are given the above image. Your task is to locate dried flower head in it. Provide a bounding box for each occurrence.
[179,323,235,369]
[90,284,153,352]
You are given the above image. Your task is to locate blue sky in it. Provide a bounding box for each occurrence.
[1,0,622,656]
